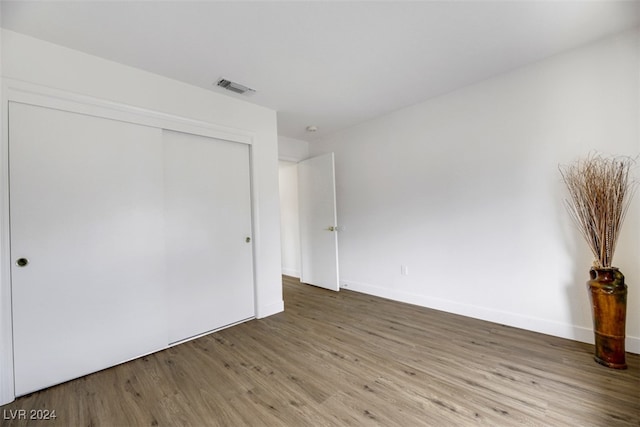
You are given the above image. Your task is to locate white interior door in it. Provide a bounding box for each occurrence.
[9,102,167,396]
[164,130,255,344]
[298,153,339,291]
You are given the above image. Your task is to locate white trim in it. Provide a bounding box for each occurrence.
[278,154,304,163]
[281,268,300,278]
[248,144,261,324]
[0,83,13,407]
[5,79,254,145]
[167,317,256,347]
[256,300,285,319]
[340,278,640,355]
[0,80,262,405]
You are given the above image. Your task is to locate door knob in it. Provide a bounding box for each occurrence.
[246,237,251,243]
[327,226,335,231]
[16,258,29,267]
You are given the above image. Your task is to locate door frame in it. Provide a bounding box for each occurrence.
[0,80,260,405]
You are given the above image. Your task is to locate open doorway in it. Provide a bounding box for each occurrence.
[278,154,340,291]
[278,160,302,278]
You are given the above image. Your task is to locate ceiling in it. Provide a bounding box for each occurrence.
[2,1,639,142]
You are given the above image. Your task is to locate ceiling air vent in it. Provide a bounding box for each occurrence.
[216,78,256,95]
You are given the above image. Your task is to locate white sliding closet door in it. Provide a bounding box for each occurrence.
[164,130,255,344]
[9,102,167,396]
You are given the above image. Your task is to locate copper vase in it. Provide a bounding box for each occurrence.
[587,267,627,369]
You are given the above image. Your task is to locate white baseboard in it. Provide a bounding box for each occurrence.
[340,279,639,354]
[281,268,300,278]
[256,300,284,319]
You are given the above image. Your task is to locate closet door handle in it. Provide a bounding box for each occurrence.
[16,258,29,267]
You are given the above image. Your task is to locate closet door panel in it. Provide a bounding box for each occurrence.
[164,130,255,343]
[9,102,167,396]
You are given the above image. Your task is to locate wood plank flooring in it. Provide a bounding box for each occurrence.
[1,275,639,426]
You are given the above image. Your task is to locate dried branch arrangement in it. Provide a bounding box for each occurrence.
[560,154,636,268]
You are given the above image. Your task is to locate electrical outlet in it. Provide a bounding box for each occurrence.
[401,265,409,276]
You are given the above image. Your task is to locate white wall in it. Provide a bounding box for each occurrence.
[310,28,640,353]
[279,161,301,277]
[0,30,284,404]
[278,135,309,161]
[0,8,8,406]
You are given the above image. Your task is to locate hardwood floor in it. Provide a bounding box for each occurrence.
[1,275,639,426]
